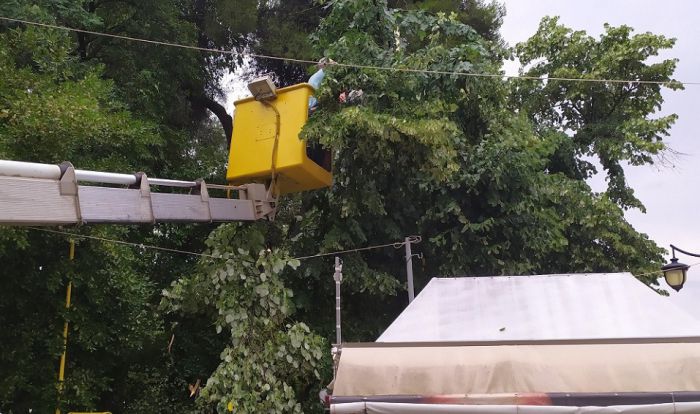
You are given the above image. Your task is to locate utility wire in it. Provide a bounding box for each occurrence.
[25,229,691,284]
[0,16,317,64]
[634,261,700,280]
[292,3,326,16]
[294,236,421,260]
[29,227,222,259]
[1,16,698,87]
[27,227,418,261]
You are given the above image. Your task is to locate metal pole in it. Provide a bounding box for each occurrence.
[333,257,343,346]
[0,160,62,179]
[55,239,74,414]
[0,159,207,187]
[74,170,138,185]
[405,237,415,303]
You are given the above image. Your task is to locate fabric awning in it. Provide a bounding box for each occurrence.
[330,274,700,413]
[331,401,700,414]
[333,341,700,396]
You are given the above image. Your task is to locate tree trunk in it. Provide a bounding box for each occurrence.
[190,96,233,147]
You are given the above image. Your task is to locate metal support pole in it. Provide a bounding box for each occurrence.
[403,236,423,304]
[333,257,343,346]
[56,239,74,414]
[405,237,415,303]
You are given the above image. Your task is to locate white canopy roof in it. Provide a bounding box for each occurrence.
[332,273,700,413]
[378,273,700,342]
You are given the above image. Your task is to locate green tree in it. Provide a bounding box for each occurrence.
[0,1,236,411]
[512,16,682,210]
[166,3,670,412]
[244,0,505,87]
[388,0,505,42]
[293,0,666,339]
[0,22,173,412]
[0,0,678,412]
[163,224,327,413]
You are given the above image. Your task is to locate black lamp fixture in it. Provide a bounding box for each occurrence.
[661,245,699,292]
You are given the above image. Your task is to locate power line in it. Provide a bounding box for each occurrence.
[0,16,316,63]
[292,3,326,16]
[25,228,691,286]
[1,15,698,87]
[26,227,418,261]
[634,261,700,280]
[29,227,222,259]
[293,236,421,260]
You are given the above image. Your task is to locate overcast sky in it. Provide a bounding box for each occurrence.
[500,0,700,317]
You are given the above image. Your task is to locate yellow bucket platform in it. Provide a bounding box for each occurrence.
[226,83,332,194]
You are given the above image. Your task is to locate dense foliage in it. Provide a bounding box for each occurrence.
[0,0,233,412]
[0,0,680,412]
[512,16,682,210]
[163,224,327,413]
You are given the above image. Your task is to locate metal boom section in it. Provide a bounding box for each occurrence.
[0,160,275,225]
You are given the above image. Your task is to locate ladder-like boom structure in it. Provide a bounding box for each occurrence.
[0,160,275,226]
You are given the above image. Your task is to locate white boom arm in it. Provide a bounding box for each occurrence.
[0,160,275,225]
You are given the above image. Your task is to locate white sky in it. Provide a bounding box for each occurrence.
[500,0,700,317]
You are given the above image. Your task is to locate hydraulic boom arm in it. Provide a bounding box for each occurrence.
[0,160,275,226]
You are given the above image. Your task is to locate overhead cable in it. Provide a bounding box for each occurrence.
[294,235,421,260]
[1,16,698,87]
[29,227,222,259]
[26,227,418,261]
[633,261,700,281]
[25,229,688,286]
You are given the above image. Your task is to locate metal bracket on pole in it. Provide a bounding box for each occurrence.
[58,163,82,225]
[240,183,275,220]
[58,162,78,196]
[132,173,155,223]
[192,180,212,222]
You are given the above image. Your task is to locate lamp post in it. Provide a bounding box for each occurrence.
[661,245,700,292]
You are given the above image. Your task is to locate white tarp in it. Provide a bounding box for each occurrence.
[333,343,700,396]
[378,273,700,342]
[331,402,700,414]
[333,273,700,411]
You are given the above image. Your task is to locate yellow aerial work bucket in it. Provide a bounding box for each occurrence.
[226,83,332,194]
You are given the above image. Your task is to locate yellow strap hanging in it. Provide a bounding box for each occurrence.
[261,100,282,203]
[250,100,282,221]
[55,239,74,414]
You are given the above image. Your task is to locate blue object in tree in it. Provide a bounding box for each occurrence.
[308,68,325,110]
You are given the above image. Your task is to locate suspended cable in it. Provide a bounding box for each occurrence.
[634,261,700,280]
[26,228,689,286]
[29,227,222,259]
[292,3,326,16]
[26,227,418,261]
[293,236,421,260]
[1,16,698,87]
[0,16,316,63]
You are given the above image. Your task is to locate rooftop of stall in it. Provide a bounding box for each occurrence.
[331,273,700,413]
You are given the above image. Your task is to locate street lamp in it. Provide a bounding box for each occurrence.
[661,245,700,292]
[247,76,277,101]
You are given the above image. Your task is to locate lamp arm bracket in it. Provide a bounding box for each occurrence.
[671,244,700,259]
